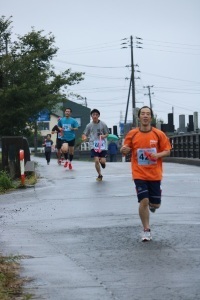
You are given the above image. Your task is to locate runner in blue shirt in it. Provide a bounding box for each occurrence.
[58,108,79,170]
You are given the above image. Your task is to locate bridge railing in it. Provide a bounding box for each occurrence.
[169,133,200,159]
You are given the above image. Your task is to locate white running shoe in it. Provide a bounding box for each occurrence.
[142,229,152,242]
[96,175,103,181]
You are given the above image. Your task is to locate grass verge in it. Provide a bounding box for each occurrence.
[0,171,37,299]
[0,172,37,194]
[0,255,33,299]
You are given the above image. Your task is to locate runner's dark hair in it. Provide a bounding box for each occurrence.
[138,106,153,118]
[65,107,72,112]
[91,109,100,116]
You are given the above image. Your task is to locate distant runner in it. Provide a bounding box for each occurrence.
[51,117,63,165]
[58,108,79,170]
[42,134,53,165]
[82,109,109,181]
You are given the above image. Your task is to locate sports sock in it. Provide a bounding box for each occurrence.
[64,153,68,160]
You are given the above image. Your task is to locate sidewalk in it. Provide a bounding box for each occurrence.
[0,157,200,300]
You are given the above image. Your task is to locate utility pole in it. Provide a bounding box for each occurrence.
[121,36,142,127]
[144,85,154,109]
[130,36,136,127]
[84,97,87,107]
[124,77,132,124]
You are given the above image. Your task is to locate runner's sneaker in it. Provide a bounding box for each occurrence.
[64,161,68,168]
[58,159,61,165]
[96,175,103,181]
[69,163,72,170]
[149,206,156,213]
[142,229,152,242]
[100,162,106,169]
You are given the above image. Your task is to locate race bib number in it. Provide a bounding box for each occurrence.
[63,124,70,131]
[46,142,52,147]
[137,148,157,165]
[93,139,106,150]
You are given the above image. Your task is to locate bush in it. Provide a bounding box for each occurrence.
[0,171,14,192]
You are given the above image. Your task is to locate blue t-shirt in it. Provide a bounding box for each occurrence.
[58,117,78,141]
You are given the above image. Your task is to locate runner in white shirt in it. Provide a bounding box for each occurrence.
[82,109,109,181]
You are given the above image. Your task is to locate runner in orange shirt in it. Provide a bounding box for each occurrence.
[120,106,171,241]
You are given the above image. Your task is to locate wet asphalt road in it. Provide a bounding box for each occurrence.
[0,157,200,300]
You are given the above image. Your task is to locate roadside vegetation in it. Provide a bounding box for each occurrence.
[0,171,15,193]
[0,171,36,298]
[0,255,32,300]
[0,170,37,194]
[0,154,36,299]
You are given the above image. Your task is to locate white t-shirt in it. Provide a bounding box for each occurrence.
[83,120,109,150]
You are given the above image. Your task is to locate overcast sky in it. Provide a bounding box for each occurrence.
[2,0,200,129]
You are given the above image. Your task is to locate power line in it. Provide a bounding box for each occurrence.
[153,96,200,113]
[58,39,124,52]
[141,38,200,48]
[53,59,126,69]
[142,46,200,56]
[52,37,199,125]
[141,71,200,84]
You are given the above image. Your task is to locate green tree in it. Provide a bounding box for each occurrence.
[0,16,84,136]
[0,15,12,55]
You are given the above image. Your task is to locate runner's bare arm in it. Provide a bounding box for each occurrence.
[120,145,131,155]
[150,150,171,160]
[100,134,109,139]
[82,134,88,141]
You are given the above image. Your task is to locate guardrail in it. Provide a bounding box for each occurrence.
[29,147,44,153]
[169,133,200,159]
[2,134,199,160]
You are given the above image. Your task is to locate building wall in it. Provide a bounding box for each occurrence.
[194,112,198,132]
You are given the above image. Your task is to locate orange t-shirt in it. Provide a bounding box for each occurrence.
[124,127,171,181]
